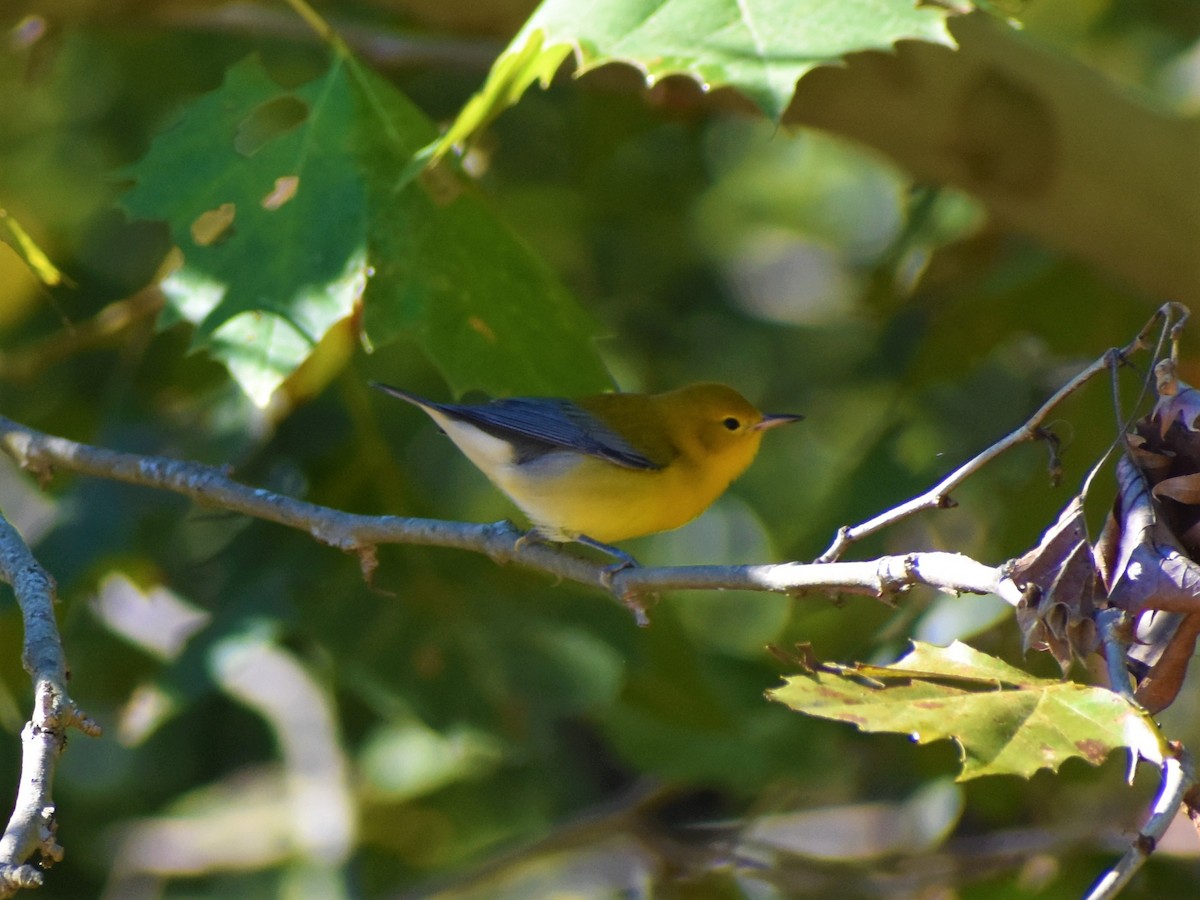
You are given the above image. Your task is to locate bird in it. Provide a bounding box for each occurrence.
[371,381,801,555]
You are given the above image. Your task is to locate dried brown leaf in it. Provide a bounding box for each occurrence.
[1153,473,1200,505]
[1181,521,1200,555]
[1133,612,1200,714]
[1010,496,1090,589]
[1153,360,1200,436]
[1010,497,1099,672]
[1101,457,1200,615]
[1125,433,1174,475]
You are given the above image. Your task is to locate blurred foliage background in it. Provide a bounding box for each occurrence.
[1,1,1200,897]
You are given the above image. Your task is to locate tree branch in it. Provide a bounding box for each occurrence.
[0,414,1021,625]
[816,302,1187,563]
[1084,748,1195,900]
[0,288,164,384]
[0,511,100,897]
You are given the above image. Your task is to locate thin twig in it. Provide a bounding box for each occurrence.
[0,415,1021,620]
[154,3,497,71]
[816,303,1188,563]
[1084,748,1195,900]
[0,288,163,383]
[0,512,100,897]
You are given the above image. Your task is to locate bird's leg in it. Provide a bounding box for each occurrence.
[516,529,640,569]
[515,529,650,624]
[572,534,640,570]
[571,536,657,626]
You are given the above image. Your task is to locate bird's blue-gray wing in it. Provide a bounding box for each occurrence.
[431,397,662,470]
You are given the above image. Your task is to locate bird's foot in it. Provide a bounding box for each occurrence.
[517,529,652,624]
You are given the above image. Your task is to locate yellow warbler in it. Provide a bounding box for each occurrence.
[372,382,801,549]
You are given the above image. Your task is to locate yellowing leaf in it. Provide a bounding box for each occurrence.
[0,208,71,287]
[768,641,1166,780]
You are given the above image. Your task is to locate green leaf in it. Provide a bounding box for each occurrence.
[350,61,612,397]
[433,0,958,158]
[121,56,368,406]
[767,641,1168,780]
[120,54,610,406]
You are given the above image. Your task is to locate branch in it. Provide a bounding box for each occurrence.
[153,3,497,71]
[1085,748,1195,900]
[0,288,163,383]
[816,302,1187,563]
[0,415,1021,625]
[0,512,100,897]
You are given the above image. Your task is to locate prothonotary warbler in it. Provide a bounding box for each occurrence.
[371,382,802,553]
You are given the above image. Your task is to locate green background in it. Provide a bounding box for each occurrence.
[1,1,1199,896]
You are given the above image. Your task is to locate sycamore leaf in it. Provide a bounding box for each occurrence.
[767,641,1166,781]
[1009,496,1090,590]
[432,0,959,158]
[1111,362,1200,709]
[1127,366,1200,556]
[349,61,611,398]
[1124,432,1174,476]
[120,54,610,406]
[120,57,369,406]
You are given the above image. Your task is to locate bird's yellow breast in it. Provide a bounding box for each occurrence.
[491,443,751,543]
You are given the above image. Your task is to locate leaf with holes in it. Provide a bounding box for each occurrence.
[121,56,369,405]
[120,54,610,406]
[768,641,1166,780]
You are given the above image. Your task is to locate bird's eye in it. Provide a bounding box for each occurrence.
[722,416,740,431]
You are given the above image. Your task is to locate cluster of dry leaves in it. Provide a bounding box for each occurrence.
[1013,359,1200,713]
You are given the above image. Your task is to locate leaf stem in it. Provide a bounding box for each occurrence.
[281,0,339,47]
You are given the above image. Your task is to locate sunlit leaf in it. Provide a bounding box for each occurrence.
[433,0,959,157]
[351,61,612,398]
[0,208,71,287]
[120,54,610,406]
[768,641,1167,780]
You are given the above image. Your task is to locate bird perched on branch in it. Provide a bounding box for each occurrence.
[371,381,801,556]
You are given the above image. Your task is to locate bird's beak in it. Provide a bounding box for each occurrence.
[754,413,804,432]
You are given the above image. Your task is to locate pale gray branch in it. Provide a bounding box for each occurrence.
[1085,750,1195,900]
[0,511,100,897]
[0,415,1019,621]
